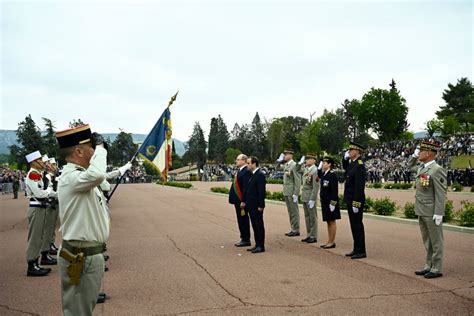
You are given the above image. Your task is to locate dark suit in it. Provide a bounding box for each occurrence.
[319,170,341,222]
[228,166,252,242]
[342,157,367,255]
[243,169,266,249]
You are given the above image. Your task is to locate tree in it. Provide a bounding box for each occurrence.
[208,115,229,163]
[108,130,138,166]
[186,122,207,174]
[42,118,59,159]
[229,123,253,156]
[436,77,473,131]
[278,116,309,156]
[341,99,365,140]
[441,116,461,136]
[425,118,443,137]
[8,144,24,170]
[358,79,409,142]
[17,115,44,155]
[314,109,347,154]
[170,140,183,170]
[267,119,285,160]
[250,112,268,159]
[69,119,85,128]
[225,148,242,164]
[297,120,321,155]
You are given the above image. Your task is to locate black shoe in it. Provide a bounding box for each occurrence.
[50,243,58,251]
[415,269,430,276]
[351,253,367,260]
[251,247,265,253]
[234,241,251,247]
[424,272,443,279]
[49,244,58,255]
[301,237,310,242]
[41,252,57,265]
[27,261,49,277]
[97,293,107,304]
[98,292,107,299]
[321,243,336,249]
[286,231,300,237]
[104,265,109,272]
[306,237,317,244]
[247,247,257,252]
[345,251,355,257]
[103,254,109,261]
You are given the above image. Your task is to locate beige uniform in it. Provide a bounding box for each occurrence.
[299,165,319,239]
[282,160,301,233]
[58,147,109,316]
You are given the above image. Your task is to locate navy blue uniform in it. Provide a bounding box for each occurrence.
[319,169,341,222]
[228,166,252,242]
[243,169,266,249]
[342,157,367,255]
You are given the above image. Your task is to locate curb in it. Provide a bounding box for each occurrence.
[205,191,474,234]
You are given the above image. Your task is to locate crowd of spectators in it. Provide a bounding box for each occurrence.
[0,166,25,195]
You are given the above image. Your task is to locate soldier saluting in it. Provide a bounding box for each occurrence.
[55,124,110,316]
[342,141,367,260]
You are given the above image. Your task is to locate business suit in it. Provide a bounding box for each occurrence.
[342,156,367,255]
[299,165,319,239]
[282,160,301,233]
[229,166,252,243]
[243,169,266,249]
[407,156,447,274]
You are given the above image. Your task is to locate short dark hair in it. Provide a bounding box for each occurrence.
[249,156,259,167]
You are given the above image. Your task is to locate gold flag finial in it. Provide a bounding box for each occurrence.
[168,91,179,108]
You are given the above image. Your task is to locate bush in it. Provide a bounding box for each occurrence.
[458,201,474,227]
[471,185,474,193]
[365,197,374,212]
[269,191,285,201]
[401,183,413,189]
[384,183,394,189]
[373,197,397,216]
[383,183,412,190]
[451,182,464,192]
[404,202,417,219]
[161,181,193,189]
[338,194,347,210]
[210,187,229,194]
[444,200,454,222]
[373,182,383,189]
[266,179,284,185]
[266,191,273,199]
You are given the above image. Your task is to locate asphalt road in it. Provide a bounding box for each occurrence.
[0,184,473,315]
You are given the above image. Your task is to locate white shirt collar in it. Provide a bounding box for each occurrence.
[423,160,436,168]
[239,165,246,171]
[253,167,260,174]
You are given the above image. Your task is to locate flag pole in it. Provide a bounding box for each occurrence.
[107,91,179,202]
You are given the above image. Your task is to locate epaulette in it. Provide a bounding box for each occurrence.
[330,170,334,173]
[358,160,363,165]
[28,172,42,181]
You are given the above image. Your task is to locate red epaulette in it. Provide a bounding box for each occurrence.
[28,172,42,181]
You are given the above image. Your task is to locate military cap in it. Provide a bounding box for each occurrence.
[25,151,42,163]
[322,156,335,166]
[348,141,365,152]
[420,140,440,153]
[56,124,92,149]
[284,148,294,154]
[305,153,317,160]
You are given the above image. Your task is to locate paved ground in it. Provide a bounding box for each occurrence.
[0,184,473,315]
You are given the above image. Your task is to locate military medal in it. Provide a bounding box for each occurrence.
[419,173,430,188]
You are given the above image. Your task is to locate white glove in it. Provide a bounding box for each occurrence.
[330,204,335,212]
[412,146,420,158]
[119,162,132,175]
[318,161,323,170]
[298,156,305,165]
[352,207,359,213]
[344,150,350,160]
[45,187,53,194]
[292,194,298,203]
[277,153,285,162]
[433,214,443,226]
[308,200,315,209]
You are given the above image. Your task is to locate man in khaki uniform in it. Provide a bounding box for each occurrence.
[407,140,447,279]
[278,148,301,237]
[298,153,319,243]
[56,124,110,315]
[24,150,57,276]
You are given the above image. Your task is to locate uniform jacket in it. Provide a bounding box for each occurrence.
[299,165,319,202]
[342,156,366,208]
[282,160,301,197]
[243,169,266,210]
[407,156,447,216]
[229,166,252,205]
[319,169,339,207]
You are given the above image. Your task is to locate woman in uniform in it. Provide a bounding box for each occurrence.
[319,157,341,249]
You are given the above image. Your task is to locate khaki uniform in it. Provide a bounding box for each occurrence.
[299,165,319,238]
[407,156,447,273]
[282,160,301,233]
[41,173,58,253]
[58,147,109,316]
[25,168,56,261]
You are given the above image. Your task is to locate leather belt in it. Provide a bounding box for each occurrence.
[62,241,105,257]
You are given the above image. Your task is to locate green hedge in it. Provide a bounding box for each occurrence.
[451,182,464,192]
[471,185,474,193]
[266,179,284,185]
[458,201,474,227]
[404,202,417,219]
[211,187,230,194]
[444,200,454,222]
[159,181,193,189]
[365,197,374,212]
[373,197,397,216]
[383,183,413,190]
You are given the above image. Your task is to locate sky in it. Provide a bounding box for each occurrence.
[1,0,472,141]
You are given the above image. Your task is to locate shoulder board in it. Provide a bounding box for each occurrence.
[329,170,334,173]
[28,172,42,181]
[358,160,363,165]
